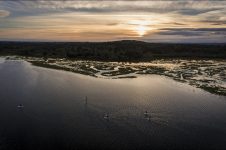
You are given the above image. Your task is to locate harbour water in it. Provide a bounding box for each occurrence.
[0,59,226,150]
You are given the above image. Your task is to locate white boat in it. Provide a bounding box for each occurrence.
[17,104,24,108]
[104,113,109,120]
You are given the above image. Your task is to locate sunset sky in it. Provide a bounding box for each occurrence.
[0,0,226,43]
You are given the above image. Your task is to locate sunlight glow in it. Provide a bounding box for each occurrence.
[129,20,151,37]
[0,1,225,42]
[135,25,148,37]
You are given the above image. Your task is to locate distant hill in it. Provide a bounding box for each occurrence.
[0,40,226,61]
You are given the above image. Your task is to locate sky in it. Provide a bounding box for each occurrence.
[0,0,226,43]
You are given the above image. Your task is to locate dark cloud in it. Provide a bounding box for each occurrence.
[158,31,203,37]
[175,8,221,16]
[2,1,226,15]
[64,7,115,13]
[52,4,225,16]
[162,22,187,26]
[160,28,226,32]
[158,28,226,37]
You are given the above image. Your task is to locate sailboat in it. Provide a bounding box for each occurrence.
[17,104,24,108]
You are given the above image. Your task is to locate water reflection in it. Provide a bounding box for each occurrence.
[0,60,226,150]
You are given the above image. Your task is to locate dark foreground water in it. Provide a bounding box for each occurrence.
[0,59,226,150]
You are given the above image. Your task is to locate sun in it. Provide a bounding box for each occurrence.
[135,25,148,37]
[128,20,150,37]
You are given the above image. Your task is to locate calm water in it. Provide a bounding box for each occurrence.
[0,59,226,150]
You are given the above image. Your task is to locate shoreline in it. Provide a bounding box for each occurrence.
[2,56,226,96]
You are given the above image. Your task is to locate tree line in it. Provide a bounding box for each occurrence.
[0,40,225,61]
